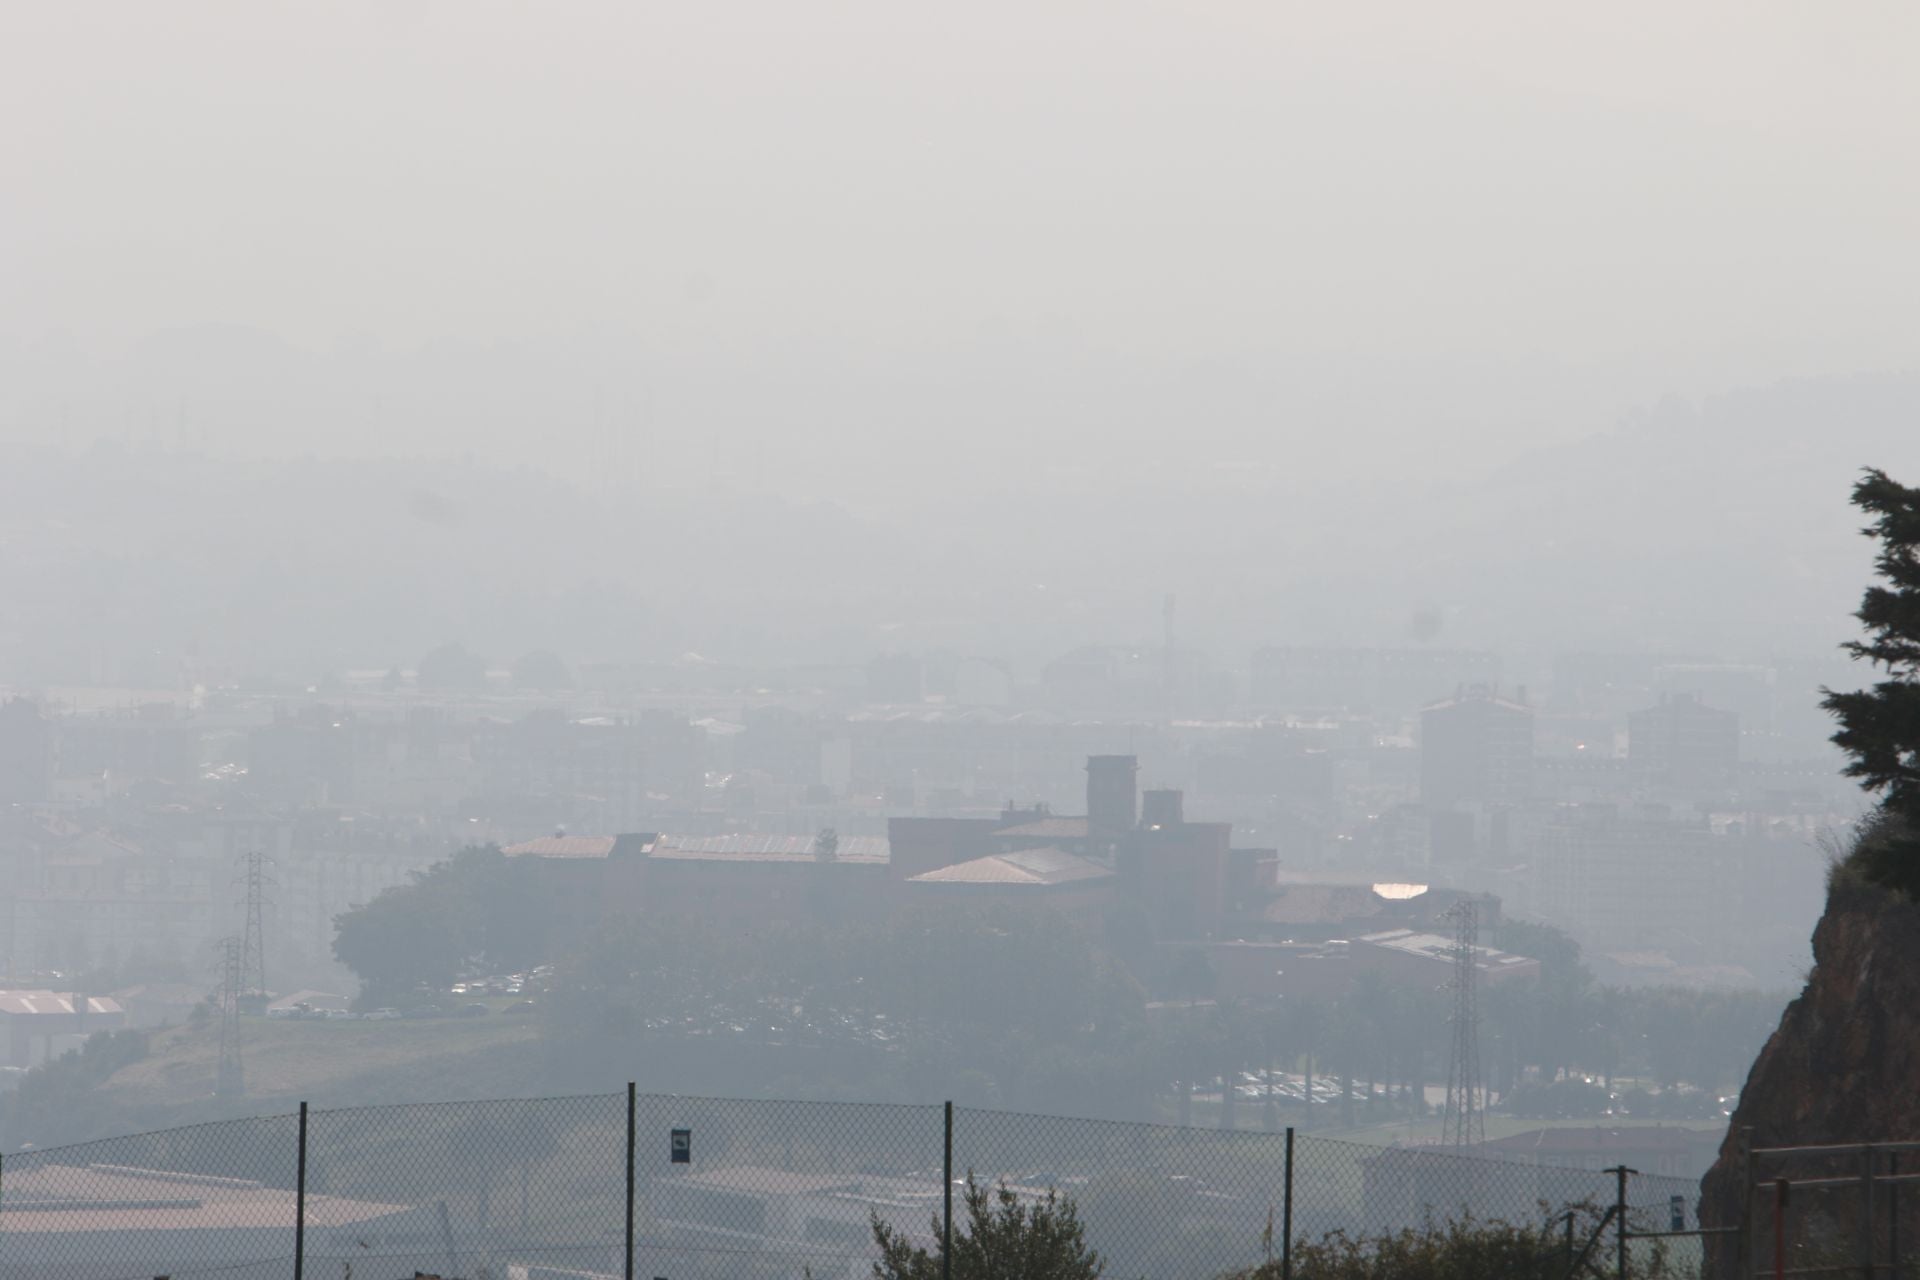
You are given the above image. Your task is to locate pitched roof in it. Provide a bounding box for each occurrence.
[1262,884,1390,927]
[502,833,888,863]
[47,831,145,865]
[995,816,1091,840]
[0,1162,410,1233]
[0,991,123,1018]
[1261,880,1443,926]
[110,982,206,1003]
[652,834,888,863]
[1271,869,1427,888]
[675,1166,864,1196]
[501,835,620,859]
[1354,929,1538,976]
[1477,1127,1722,1155]
[1422,691,1531,714]
[907,846,1114,888]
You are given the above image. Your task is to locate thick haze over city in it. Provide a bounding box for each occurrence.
[6,6,1920,662]
[5,6,1920,670]
[2,8,1920,1264]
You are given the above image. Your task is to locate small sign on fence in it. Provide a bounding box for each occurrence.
[671,1127,691,1163]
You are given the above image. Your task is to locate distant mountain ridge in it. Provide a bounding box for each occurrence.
[0,369,1914,679]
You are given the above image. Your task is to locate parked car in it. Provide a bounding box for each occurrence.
[458,1002,490,1017]
[273,1002,329,1020]
[363,1008,401,1021]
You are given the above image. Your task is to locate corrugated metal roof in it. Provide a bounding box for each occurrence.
[1355,930,1536,972]
[908,846,1114,888]
[1261,881,1434,925]
[652,834,888,863]
[1478,1127,1720,1155]
[0,990,124,1018]
[47,831,146,866]
[676,1166,864,1196]
[501,836,620,859]
[503,833,888,863]
[1421,693,1532,714]
[1271,869,1405,886]
[995,816,1091,840]
[1262,885,1386,927]
[0,1163,410,1233]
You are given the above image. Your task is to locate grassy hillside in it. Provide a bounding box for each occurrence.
[7,1010,554,1150]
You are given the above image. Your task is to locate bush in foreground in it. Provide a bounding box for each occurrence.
[870,1174,1104,1280]
[863,1180,1689,1280]
[1218,1212,1686,1280]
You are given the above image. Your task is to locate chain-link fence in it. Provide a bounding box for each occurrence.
[952,1108,1705,1280]
[1728,1140,1920,1279]
[0,1091,1712,1280]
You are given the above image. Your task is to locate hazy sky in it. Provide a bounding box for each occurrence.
[6,1,1920,502]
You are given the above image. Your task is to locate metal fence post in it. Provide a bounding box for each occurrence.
[943,1101,954,1280]
[1735,1127,1755,1280]
[1774,1178,1789,1280]
[1891,1153,1901,1278]
[1860,1146,1876,1280]
[626,1082,636,1280]
[1281,1126,1294,1280]
[1607,1164,1632,1280]
[294,1101,308,1280]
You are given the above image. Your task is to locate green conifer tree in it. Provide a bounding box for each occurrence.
[1822,468,1920,896]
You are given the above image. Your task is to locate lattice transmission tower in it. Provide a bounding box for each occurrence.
[214,935,246,1098]
[1440,898,1485,1147]
[237,850,273,1003]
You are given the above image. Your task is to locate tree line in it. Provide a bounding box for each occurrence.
[330,846,1780,1125]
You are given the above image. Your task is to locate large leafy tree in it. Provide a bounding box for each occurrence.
[332,844,568,1004]
[331,877,481,1006]
[416,641,489,690]
[871,1176,1104,1280]
[510,648,573,691]
[1822,468,1920,896]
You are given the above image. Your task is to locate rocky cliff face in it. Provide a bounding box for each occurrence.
[1700,874,1920,1277]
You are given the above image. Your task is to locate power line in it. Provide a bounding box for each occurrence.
[214,935,245,1098]
[1441,898,1484,1148]
[1162,592,1177,727]
[237,851,273,1002]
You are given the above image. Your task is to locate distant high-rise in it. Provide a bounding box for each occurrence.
[0,699,52,805]
[1420,686,1533,810]
[1252,647,1500,715]
[865,652,925,704]
[1629,693,1739,791]
[1141,788,1184,827]
[1086,755,1139,839]
[1654,663,1773,736]
[1441,899,1485,1147]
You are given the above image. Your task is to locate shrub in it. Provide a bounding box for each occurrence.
[870,1174,1104,1280]
[1217,1211,1684,1280]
